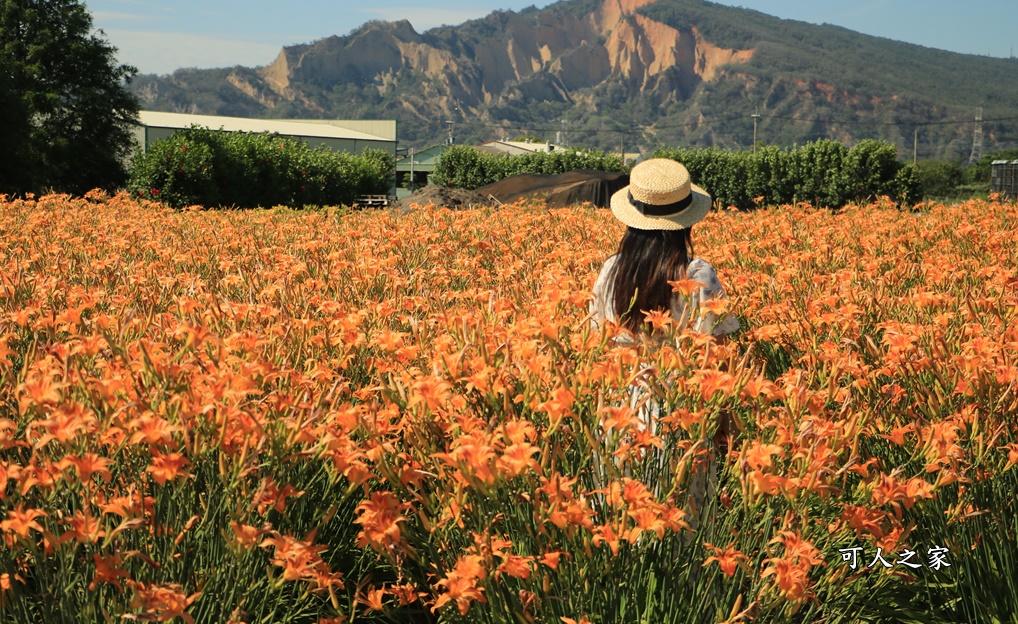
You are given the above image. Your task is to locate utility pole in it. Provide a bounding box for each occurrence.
[913,127,918,165]
[751,108,761,154]
[620,132,624,165]
[444,104,460,146]
[409,147,416,192]
[393,144,407,200]
[556,119,568,148]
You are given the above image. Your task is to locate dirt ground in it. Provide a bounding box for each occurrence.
[393,185,496,214]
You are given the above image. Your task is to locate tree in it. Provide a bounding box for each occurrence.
[964,149,1018,185]
[0,56,35,194]
[917,160,963,198]
[0,0,140,196]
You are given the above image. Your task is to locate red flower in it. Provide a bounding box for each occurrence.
[150,189,160,196]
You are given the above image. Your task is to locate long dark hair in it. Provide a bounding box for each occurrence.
[608,227,694,331]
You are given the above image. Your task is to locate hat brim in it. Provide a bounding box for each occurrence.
[609,184,713,230]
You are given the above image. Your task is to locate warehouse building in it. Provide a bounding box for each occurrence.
[991,160,1018,199]
[132,111,397,158]
[395,145,450,197]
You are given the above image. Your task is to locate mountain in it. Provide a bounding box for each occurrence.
[129,0,1018,161]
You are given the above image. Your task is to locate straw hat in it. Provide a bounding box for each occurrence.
[609,158,712,230]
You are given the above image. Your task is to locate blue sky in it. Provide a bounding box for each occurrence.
[88,0,1017,75]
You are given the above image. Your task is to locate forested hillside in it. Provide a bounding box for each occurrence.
[130,0,1018,160]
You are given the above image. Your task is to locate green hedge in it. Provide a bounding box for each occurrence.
[430,145,625,189]
[128,126,394,208]
[654,139,921,209]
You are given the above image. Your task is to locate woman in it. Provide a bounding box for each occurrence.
[590,157,739,338]
[589,158,739,530]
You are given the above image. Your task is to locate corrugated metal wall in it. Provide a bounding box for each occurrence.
[287,119,396,141]
[137,127,396,160]
[991,161,1018,198]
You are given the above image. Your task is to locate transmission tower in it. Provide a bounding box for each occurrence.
[969,107,984,164]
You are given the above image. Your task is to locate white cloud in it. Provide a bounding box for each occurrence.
[103,29,282,75]
[91,10,148,20]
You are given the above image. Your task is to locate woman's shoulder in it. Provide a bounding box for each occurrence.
[591,253,619,302]
[687,256,714,272]
[600,253,619,268]
[687,257,722,289]
[594,253,619,281]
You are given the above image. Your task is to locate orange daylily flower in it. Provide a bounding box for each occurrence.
[495,554,533,580]
[260,532,340,588]
[16,373,67,414]
[641,308,674,331]
[669,277,705,298]
[61,453,113,483]
[64,510,106,544]
[497,443,540,478]
[4,185,1018,623]
[540,551,566,570]
[128,413,182,446]
[703,542,751,577]
[700,297,730,316]
[126,581,201,624]
[146,450,191,485]
[360,587,386,611]
[254,478,304,515]
[28,402,96,448]
[230,521,267,549]
[354,491,407,553]
[408,376,452,411]
[390,583,424,606]
[433,554,487,616]
[90,553,131,591]
[626,506,667,541]
[693,369,737,401]
[742,442,784,471]
[2,505,48,538]
[0,419,22,452]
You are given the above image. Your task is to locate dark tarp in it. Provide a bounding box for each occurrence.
[476,169,630,208]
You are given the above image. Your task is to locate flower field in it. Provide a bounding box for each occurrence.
[1,191,1017,623]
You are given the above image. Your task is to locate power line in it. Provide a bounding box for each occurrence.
[430,113,1018,134]
[765,113,1018,127]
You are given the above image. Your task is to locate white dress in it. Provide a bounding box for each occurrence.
[588,255,739,531]
[588,255,740,337]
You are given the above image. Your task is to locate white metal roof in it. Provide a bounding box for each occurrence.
[138,111,392,142]
[479,140,558,153]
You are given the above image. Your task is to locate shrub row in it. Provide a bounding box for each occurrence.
[128,126,394,208]
[654,139,922,209]
[430,145,625,189]
[913,156,1016,200]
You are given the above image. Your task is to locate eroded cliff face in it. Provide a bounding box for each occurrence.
[252,0,754,112]
[130,0,1018,160]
